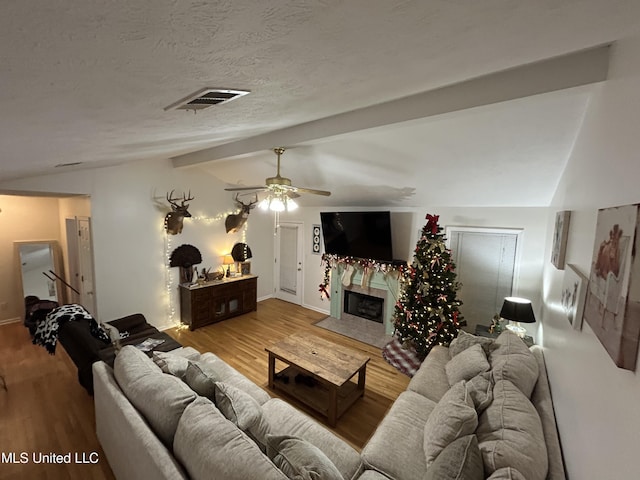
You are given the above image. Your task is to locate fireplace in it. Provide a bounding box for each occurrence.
[329,265,401,335]
[344,291,384,323]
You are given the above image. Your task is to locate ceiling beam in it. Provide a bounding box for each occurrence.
[172,44,610,168]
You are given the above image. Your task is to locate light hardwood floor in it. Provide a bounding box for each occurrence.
[0,298,409,479]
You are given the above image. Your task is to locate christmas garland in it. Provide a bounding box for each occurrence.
[319,253,404,300]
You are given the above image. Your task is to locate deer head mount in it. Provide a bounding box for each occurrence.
[165,190,194,235]
[225,193,257,233]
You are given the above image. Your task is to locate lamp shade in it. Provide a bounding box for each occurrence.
[222,254,234,265]
[499,297,536,324]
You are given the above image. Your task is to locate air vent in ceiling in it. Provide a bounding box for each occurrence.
[164,88,250,111]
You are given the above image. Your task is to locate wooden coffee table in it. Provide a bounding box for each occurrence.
[266,333,370,426]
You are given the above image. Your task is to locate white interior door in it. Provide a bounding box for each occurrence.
[275,222,303,305]
[66,216,97,315]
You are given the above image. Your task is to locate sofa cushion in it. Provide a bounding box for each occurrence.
[445,344,490,385]
[262,398,362,480]
[489,331,539,398]
[476,380,548,480]
[424,434,483,480]
[487,467,527,480]
[215,381,270,450]
[114,346,197,447]
[407,345,451,402]
[266,434,344,480]
[449,330,495,357]
[184,361,219,398]
[362,390,436,480]
[423,381,478,467]
[173,397,287,480]
[152,351,190,378]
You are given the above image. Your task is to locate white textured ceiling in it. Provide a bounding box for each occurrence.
[2,1,640,206]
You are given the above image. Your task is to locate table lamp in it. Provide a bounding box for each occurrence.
[500,297,536,338]
[223,254,234,277]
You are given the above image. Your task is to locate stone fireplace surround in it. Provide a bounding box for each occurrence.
[328,264,400,335]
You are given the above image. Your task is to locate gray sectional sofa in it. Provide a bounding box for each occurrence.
[92,329,565,480]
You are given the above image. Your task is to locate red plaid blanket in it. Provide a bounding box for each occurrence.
[382,336,423,377]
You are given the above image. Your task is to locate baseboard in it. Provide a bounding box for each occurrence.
[0,317,21,326]
[257,294,274,302]
[302,303,330,315]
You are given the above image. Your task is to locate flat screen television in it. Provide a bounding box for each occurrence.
[320,211,393,262]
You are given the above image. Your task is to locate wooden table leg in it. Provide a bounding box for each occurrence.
[357,365,367,396]
[328,386,338,427]
[268,353,275,389]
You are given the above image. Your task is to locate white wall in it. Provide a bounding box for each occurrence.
[541,32,640,479]
[281,206,549,333]
[0,159,274,329]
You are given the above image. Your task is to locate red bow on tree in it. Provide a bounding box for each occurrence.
[425,214,440,234]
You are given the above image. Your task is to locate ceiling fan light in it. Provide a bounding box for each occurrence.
[286,198,298,211]
[258,198,270,210]
[270,197,285,212]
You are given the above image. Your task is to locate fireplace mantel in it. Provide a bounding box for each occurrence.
[329,264,400,335]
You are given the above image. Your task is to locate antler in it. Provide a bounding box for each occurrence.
[182,190,194,204]
[167,189,181,206]
[234,193,258,208]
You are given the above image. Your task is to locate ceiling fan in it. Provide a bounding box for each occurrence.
[224,148,332,205]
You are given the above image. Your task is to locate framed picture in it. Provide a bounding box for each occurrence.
[311,224,322,255]
[240,261,251,275]
[551,210,571,270]
[560,264,588,330]
[583,204,640,370]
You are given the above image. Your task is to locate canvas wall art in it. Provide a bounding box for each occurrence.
[560,264,588,330]
[583,204,640,370]
[551,210,571,269]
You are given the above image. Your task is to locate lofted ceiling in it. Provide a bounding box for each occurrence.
[2,1,640,207]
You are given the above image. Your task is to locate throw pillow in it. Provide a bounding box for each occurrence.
[215,381,270,450]
[113,345,162,387]
[487,467,527,480]
[449,330,495,357]
[152,351,190,379]
[424,435,483,480]
[174,397,286,480]
[465,371,494,413]
[489,331,539,398]
[184,361,219,399]
[476,379,547,480]
[266,434,344,480]
[423,381,478,467]
[445,344,490,385]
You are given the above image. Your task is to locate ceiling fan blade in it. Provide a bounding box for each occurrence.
[285,191,301,199]
[224,186,267,192]
[293,186,332,196]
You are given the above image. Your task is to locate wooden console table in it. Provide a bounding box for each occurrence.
[266,333,370,426]
[179,275,257,331]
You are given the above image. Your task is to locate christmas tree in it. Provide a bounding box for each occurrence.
[393,213,465,358]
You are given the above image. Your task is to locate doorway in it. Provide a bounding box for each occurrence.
[275,221,303,305]
[446,227,522,332]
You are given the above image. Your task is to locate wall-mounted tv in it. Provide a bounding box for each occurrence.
[320,211,393,262]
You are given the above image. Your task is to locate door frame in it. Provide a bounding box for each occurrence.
[274,221,304,305]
